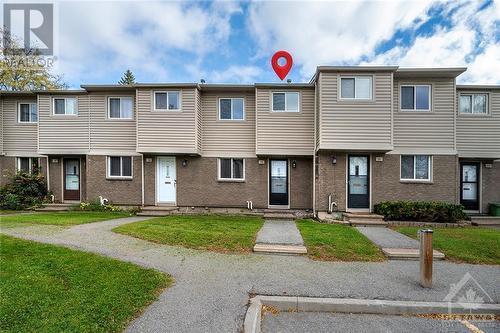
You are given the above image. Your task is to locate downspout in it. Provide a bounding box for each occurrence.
[312,81,317,217]
[43,155,50,192]
[141,154,145,207]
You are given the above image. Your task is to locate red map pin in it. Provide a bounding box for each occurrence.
[271,50,293,80]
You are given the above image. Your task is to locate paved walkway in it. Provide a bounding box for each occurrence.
[255,219,304,245]
[1,217,499,332]
[356,227,420,249]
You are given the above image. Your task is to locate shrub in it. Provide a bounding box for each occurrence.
[0,171,48,210]
[77,198,124,212]
[373,201,469,223]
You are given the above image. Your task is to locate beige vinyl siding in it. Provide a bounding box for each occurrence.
[256,88,314,156]
[318,71,392,151]
[136,88,198,154]
[2,96,38,154]
[38,94,90,154]
[456,89,500,158]
[393,78,455,153]
[201,92,255,157]
[89,93,136,152]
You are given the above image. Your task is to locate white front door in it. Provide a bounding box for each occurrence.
[156,157,176,204]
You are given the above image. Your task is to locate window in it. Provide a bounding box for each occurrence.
[400,155,431,181]
[218,158,244,180]
[18,103,38,123]
[459,93,487,114]
[154,91,180,111]
[219,98,244,120]
[16,157,39,174]
[400,85,430,111]
[108,97,133,119]
[107,156,132,178]
[272,92,299,112]
[340,76,372,100]
[53,98,77,115]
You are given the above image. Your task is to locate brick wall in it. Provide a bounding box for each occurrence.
[315,152,347,211]
[481,161,500,212]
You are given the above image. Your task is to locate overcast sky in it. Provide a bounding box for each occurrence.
[21,0,500,87]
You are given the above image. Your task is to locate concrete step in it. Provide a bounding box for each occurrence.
[263,212,296,220]
[349,219,388,227]
[344,213,384,220]
[35,204,73,212]
[253,243,307,255]
[382,248,445,260]
[470,216,500,226]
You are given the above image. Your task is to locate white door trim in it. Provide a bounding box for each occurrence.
[155,156,177,205]
[345,154,372,213]
[62,156,82,203]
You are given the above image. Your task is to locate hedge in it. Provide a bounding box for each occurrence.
[373,201,469,223]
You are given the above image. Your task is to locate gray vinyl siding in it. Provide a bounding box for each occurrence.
[318,71,392,151]
[88,93,136,152]
[38,94,90,154]
[456,88,500,158]
[393,78,455,153]
[201,92,255,157]
[136,88,199,154]
[1,96,38,154]
[256,87,314,156]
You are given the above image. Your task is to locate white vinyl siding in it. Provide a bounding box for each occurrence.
[107,156,133,179]
[219,98,244,120]
[400,155,431,181]
[340,76,372,100]
[154,91,180,111]
[53,97,77,115]
[18,103,38,123]
[272,92,299,112]
[400,85,431,111]
[459,93,488,115]
[108,97,133,119]
[218,158,245,181]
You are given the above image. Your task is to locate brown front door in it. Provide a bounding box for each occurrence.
[64,158,80,201]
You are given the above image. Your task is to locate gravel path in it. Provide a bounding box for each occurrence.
[2,217,499,333]
[255,219,304,245]
[356,226,420,248]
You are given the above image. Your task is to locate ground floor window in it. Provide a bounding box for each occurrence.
[107,156,133,179]
[400,155,431,181]
[16,157,39,174]
[218,158,244,181]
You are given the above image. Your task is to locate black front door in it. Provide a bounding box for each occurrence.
[348,155,370,209]
[460,162,480,211]
[269,159,288,206]
[64,158,80,201]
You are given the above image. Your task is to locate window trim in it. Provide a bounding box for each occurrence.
[458,92,490,116]
[17,102,38,123]
[107,96,134,120]
[153,91,181,111]
[16,157,39,174]
[52,97,78,116]
[106,156,133,179]
[271,91,301,112]
[218,97,245,121]
[400,155,432,182]
[217,158,245,182]
[339,75,374,101]
[400,84,432,112]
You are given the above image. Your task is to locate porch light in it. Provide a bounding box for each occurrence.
[291,160,297,168]
[332,156,337,164]
[182,159,188,167]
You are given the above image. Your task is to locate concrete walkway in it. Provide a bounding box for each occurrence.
[1,218,499,332]
[256,219,304,245]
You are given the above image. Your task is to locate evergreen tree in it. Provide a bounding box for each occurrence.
[118,69,136,85]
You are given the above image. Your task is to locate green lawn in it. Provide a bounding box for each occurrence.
[296,219,385,261]
[113,214,264,253]
[0,211,130,228]
[394,226,500,265]
[0,234,172,333]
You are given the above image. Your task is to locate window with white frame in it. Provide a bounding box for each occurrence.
[400,155,431,181]
[459,93,488,114]
[108,97,133,119]
[340,76,372,100]
[272,92,299,112]
[53,97,77,115]
[218,158,244,180]
[154,91,180,111]
[400,85,431,111]
[18,102,38,123]
[107,156,132,178]
[16,157,39,174]
[219,98,244,120]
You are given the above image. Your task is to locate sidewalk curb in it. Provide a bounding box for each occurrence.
[243,295,500,333]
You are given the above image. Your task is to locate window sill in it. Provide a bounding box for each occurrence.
[217,179,245,183]
[106,177,133,181]
[400,180,433,184]
[399,109,432,113]
[106,118,135,121]
[17,122,38,125]
[152,109,182,112]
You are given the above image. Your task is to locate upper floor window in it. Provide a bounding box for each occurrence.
[18,102,37,123]
[400,155,431,181]
[154,91,180,111]
[272,92,299,112]
[340,76,372,100]
[53,97,77,115]
[401,85,430,111]
[17,157,39,174]
[459,93,487,114]
[218,158,244,181]
[107,156,132,179]
[108,97,133,119]
[219,98,244,120]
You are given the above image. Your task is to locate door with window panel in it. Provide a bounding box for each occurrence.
[269,160,288,206]
[348,155,370,209]
[64,158,80,201]
[460,163,480,211]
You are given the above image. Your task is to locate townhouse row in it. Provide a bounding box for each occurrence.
[1,66,499,214]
